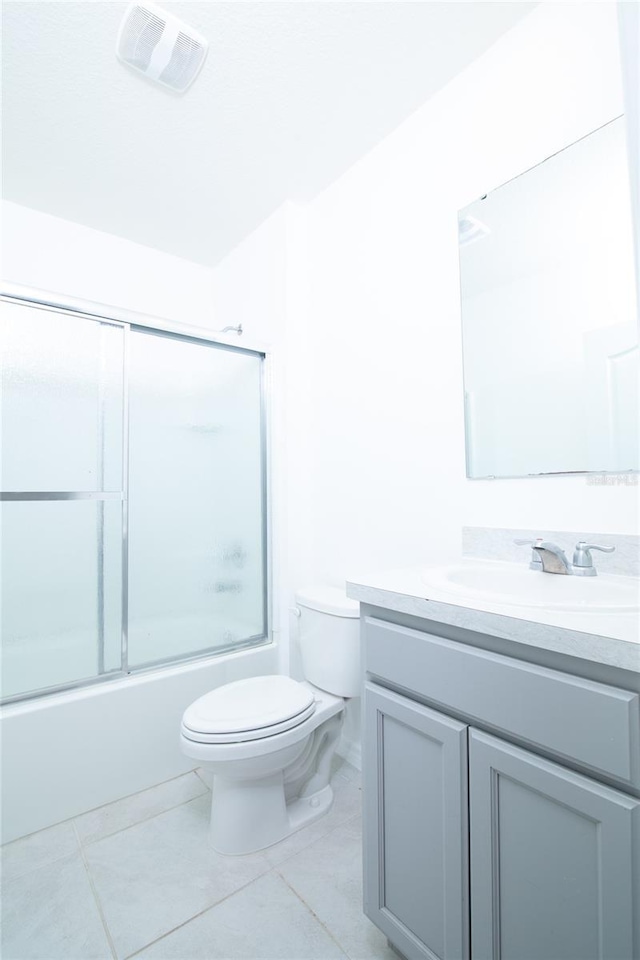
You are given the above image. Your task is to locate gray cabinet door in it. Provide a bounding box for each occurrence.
[469,729,640,960]
[363,682,469,960]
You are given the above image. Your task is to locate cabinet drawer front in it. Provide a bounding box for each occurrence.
[364,616,640,785]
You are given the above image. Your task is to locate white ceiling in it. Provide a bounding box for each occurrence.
[2,1,536,266]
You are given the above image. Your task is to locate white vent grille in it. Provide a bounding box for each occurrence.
[458,215,491,247]
[159,32,207,92]
[119,5,165,71]
[116,2,208,93]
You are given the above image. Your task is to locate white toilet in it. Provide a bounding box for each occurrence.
[180,585,360,855]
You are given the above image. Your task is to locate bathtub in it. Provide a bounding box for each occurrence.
[0,640,277,842]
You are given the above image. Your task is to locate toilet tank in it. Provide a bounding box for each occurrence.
[295,585,361,698]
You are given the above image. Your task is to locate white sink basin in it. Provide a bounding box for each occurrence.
[421,561,640,613]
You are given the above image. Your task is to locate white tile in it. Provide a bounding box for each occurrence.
[1,820,79,881]
[278,818,398,960]
[136,872,347,959]
[0,851,112,959]
[74,772,207,846]
[264,776,362,868]
[84,794,271,959]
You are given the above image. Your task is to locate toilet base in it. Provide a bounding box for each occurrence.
[284,783,334,835]
[209,778,335,856]
[207,711,344,855]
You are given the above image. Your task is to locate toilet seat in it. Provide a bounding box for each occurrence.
[182,675,316,744]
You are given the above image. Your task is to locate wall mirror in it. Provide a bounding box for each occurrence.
[458,117,638,479]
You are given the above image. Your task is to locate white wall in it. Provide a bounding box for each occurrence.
[618,1,640,300]
[209,203,296,678]
[1,201,213,325]
[206,200,360,752]
[210,205,289,345]
[297,1,638,602]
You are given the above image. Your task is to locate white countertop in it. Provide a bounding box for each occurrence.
[346,564,640,673]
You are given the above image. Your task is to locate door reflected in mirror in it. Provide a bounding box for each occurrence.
[458,117,638,479]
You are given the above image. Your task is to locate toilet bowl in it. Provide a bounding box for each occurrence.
[180,585,360,855]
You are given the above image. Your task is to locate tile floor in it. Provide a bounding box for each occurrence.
[1,760,397,960]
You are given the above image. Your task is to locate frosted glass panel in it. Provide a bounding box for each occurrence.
[0,301,124,491]
[1,299,267,701]
[0,500,123,698]
[127,330,266,667]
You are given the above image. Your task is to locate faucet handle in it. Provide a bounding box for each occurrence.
[514,538,544,570]
[572,541,615,574]
[577,542,615,554]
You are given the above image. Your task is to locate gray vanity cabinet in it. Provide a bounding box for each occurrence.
[363,683,469,960]
[361,612,640,960]
[469,729,640,960]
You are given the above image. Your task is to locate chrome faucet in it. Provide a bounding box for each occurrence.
[515,538,615,576]
[532,541,572,575]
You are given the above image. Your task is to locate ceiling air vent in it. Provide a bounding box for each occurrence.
[116,2,208,93]
[458,215,491,247]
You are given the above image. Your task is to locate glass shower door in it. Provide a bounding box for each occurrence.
[1,300,268,702]
[127,328,267,667]
[0,301,125,699]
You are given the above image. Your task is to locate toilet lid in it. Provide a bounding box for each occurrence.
[182,675,316,741]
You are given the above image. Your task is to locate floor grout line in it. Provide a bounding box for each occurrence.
[121,788,359,957]
[2,846,81,884]
[122,865,277,960]
[69,769,351,857]
[1,770,206,851]
[76,789,211,849]
[3,773,367,960]
[263,809,361,871]
[194,767,212,790]
[3,803,372,960]
[72,820,119,960]
[276,869,350,959]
